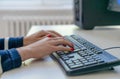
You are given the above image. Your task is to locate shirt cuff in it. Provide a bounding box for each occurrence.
[0,38,4,50]
[1,48,22,72]
[8,49,22,69]
[8,37,24,49]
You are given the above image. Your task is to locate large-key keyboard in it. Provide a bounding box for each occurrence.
[51,35,120,76]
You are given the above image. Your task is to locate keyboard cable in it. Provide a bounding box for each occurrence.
[103,46,120,51]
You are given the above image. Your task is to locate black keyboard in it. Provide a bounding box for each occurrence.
[51,35,120,76]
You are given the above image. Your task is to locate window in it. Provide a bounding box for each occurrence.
[0,0,73,10]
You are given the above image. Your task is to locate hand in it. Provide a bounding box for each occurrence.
[17,37,74,61]
[24,30,62,46]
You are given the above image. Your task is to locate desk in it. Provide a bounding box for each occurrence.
[1,25,120,79]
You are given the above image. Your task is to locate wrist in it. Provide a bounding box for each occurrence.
[17,47,32,61]
[23,37,29,46]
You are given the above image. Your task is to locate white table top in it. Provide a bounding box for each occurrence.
[1,25,120,79]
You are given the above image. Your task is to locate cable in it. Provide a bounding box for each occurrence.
[103,47,120,51]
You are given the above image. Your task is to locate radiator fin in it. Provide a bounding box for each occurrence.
[2,16,73,37]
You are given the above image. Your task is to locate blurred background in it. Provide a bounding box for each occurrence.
[0,0,74,37]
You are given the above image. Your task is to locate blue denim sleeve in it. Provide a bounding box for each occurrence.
[0,38,4,50]
[8,37,24,49]
[1,48,22,72]
[0,37,24,50]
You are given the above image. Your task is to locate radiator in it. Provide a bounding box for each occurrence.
[2,16,73,37]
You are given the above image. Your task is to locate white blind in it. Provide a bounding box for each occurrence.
[0,0,73,10]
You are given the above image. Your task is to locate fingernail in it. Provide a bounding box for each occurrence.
[47,34,52,37]
[71,43,74,47]
[70,48,74,51]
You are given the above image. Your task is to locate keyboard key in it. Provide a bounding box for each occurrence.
[68,55,74,58]
[79,58,86,61]
[61,55,69,60]
[64,51,69,53]
[65,60,73,64]
[95,51,103,54]
[82,60,88,63]
[74,49,81,52]
[57,51,65,55]
[74,45,79,49]
[73,59,80,63]
[70,64,84,69]
[68,63,75,66]
[88,59,95,62]
[84,62,93,66]
[75,62,82,65]
[97,59,104,63]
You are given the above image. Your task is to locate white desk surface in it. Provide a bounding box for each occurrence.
[1,25,120,79]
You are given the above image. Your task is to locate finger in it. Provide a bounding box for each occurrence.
[49,37,64,40]
[54,46,73,51]
[47,30,62,37]
[52,38,73,47]
[36,31,56,38]
[36,30,48,37]
[47,32,60,37]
